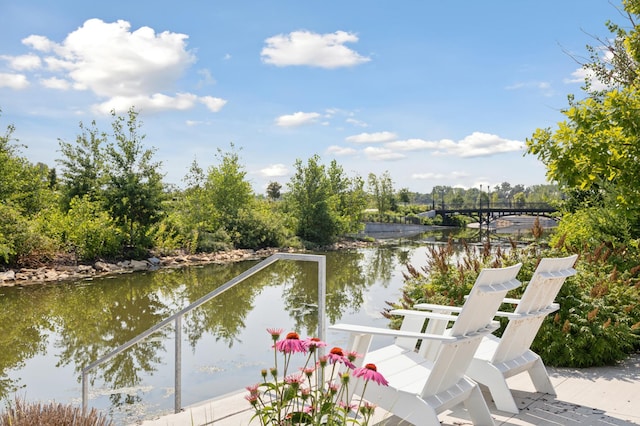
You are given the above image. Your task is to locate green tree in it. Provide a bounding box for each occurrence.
[205,145,253,224]
[0,110,55,264]
[286,156,366,245]
[398,187,411,205]
[527,0,640,244]
[287,155,335,245]
[56,120,106,210]
[267,181,282,201]
[367,171,396,220]
[103,108,165,252]
[326,160,367,235]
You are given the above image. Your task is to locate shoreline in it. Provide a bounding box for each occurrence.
[0,240,376,288]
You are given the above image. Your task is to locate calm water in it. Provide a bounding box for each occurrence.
[0,243,437,424]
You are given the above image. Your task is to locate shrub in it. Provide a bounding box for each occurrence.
[389,238,640,367]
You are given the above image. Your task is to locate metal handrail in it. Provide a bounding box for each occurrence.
[81,253,327,414]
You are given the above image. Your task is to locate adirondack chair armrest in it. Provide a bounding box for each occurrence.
[329,323,458,342]
[494,303,560,319]
[494,310,521,319]
[463,296,522,304]
[412,303,463,314]
[388,309,459,322]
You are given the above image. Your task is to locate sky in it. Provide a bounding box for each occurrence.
[0,0,624,195]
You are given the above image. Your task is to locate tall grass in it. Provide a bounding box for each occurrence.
[0,397,113,426]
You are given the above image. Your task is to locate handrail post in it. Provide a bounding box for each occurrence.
[82,370,88,413]
[317,255,326,356]
[175,315,182,413]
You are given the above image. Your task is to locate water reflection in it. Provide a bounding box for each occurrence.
[0,245,415,423]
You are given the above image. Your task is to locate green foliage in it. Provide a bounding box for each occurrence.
[56,120,106,210]
[391,239,640,367]
[550,206,632,250]
[0,204,54,265]
[38,196,123,262]
[103,108,166,249]
[367,171,396,218]
[204,144,254,225]
[226,204,292,249]
[286,156,367,245]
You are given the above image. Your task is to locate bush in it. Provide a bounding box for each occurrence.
[227,207,292,249]
[37,196,123,262]
[0,397,113,426]
[0,204,55,266]
[389,238,640,367]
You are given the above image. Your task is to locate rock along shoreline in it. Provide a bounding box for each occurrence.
[0,240,375,288]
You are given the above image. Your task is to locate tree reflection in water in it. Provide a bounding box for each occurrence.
[0,245,413,422]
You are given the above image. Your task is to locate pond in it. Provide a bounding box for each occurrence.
[0,225,545,424]
[1,242,436,424]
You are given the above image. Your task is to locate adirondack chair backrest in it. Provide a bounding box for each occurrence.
[491,254,578,364]
[422,263,522,396]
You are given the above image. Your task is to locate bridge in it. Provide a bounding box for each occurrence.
[431,202,557,224]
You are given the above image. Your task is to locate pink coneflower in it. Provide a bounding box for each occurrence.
[359,401,377,416]
[244,393,258,406]
[353,363,389,386]
[346,350,361,362]
[318,355,329,368]
[284,373,305,386]
[304,337,327,352]
[267,328,284,342]
[275,332,308,354]
[338,400,358,411]
[300,367,316,378]
[245,383,260,396]
[327,347,356,368]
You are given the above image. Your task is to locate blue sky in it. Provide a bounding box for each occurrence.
[0,1,622,194]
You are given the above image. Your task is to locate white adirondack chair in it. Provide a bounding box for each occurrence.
[466,254,578,413]
[415,254,578,414]
[330,263,522,426]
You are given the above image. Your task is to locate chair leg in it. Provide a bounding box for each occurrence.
[464,385,496,426]
[469,362,519,414]
[528,357,556,395]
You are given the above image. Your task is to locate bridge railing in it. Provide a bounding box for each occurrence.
[433,202,555,211]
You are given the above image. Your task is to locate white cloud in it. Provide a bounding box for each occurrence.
[275,111,321,127]
[93,92,200,114]
[413,171,469,180]
[386,138,437,151]
[363,146,405,161]
[345,117,367,127]
[259,163,289,177]
[505,80,554,96]
[327,145,357,156]
[4,53,41,71]
[565,67,609,92]
[12,19,227,114]
[261,30,370,68]
[22,34,56,52]
[387,132,523,157]
[0,73,29,89]
[200,96,227,112]
[40,77,71,90]
[412,172,448,180]
[448,132,524,157]
[346,131,397,144]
